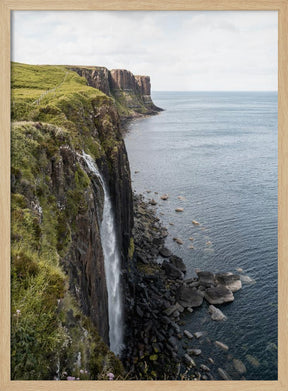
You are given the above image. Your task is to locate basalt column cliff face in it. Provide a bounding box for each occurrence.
[73,66,111,96]
[70,66,163,120]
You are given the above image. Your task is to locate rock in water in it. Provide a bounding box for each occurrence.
[240,274,256,284]
[194,331,205,339]
[245,354,260,368]
[200,364,210,372]
[217,368,231,380]
[215,341,229,351]
[192,220,200,225]
[160,194,169,200]
[197,271,215,288]
[149,199,157,206]
[175,208,184,212]
[204,286,234,305]
[159,247,172,258]
[215,272,242,292]
[173,237,184,245]
[183,330,193,339]
[233,359,247,374]
[183,354,196,367]
[208,305,227,321]
[187,348,201,356]
[177,285,204,308]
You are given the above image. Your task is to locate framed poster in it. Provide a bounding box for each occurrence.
[1,1,287,390]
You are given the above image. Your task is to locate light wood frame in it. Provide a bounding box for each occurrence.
[1,1,287,390]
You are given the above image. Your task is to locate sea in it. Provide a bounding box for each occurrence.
[124,91,278,380]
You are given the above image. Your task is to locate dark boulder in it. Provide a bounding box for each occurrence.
[168,336,178,352]
[196,271,215,287]
[169,255,186,273]
[204,286,234,305]
[159,247,172,258]
[162,261,184,280]
[215,272,242,292]
[177,285,204,308]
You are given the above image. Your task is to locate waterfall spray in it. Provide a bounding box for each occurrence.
[81,152,123,355]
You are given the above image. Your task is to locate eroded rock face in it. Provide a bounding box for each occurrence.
[70,66,111,95]
[135,75,151,95]
[69,66,163,118]
[110,69,139,91]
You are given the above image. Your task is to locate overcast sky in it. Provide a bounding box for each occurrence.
[12,11,277,91]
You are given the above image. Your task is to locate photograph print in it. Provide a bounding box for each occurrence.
[11,10,278,381]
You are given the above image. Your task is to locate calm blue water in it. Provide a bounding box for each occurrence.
[125,91,278,380]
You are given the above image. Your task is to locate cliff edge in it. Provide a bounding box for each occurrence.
[69,66,163,121]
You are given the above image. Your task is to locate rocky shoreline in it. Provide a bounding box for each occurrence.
[122,194,182,379]
[122,194,245,380]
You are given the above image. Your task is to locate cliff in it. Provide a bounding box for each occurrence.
[70,66,163,120]
[11,62,133,379]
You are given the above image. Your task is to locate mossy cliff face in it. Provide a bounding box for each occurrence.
[11,62,132,379]
[70,66,163,120]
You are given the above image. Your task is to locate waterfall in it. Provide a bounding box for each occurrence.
[81,152,123,355]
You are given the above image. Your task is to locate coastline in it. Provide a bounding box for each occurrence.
[123,192,244,380]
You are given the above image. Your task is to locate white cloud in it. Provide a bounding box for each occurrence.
[11,11,278,91]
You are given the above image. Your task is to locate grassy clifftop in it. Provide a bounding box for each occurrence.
[12,63,118,157]
[11,63,129,380]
